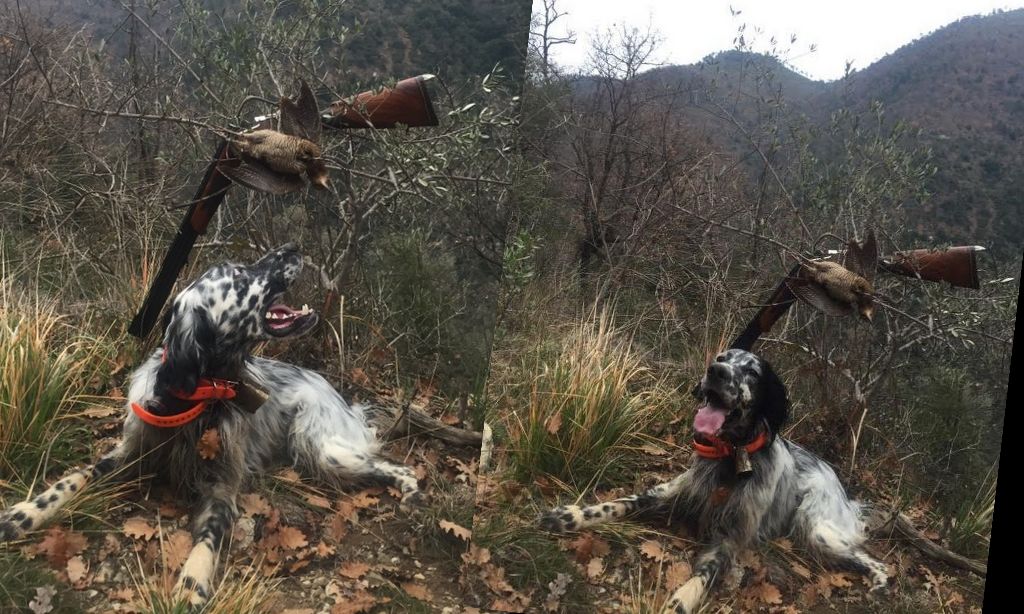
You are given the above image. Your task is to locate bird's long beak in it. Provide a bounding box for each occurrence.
[860,305,875,322]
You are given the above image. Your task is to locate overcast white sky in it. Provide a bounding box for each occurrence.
[540,0,1024,81]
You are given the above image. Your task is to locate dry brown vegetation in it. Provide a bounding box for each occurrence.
[0,0,525,611]
[471,3,1015,612]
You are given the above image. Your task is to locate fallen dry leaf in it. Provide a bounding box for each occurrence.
[81,405,120,418]
[349,490,380,509]
[462,545,491,566]
[338,561,371,579]
[791,561,812,579]
[163,530,193,570]
[348,368,371,388]
[586,557,604,581]
[438,519,472,541]
[324,512,350,544]
[401,582,433,602]
[315,542,336,558]
[544,572,571,612]
[330,589,378,614]
[640,442,668,455]
[335,500,359,523]
[197,427,221,460]
[28,586,56,614]
[639,540,668,562]
[545,412,563,435]
[239,493,273,517]
[33,527,88,567]
[276,468,302,483]
[107,587,134,602]
[66,556,88,588]
[275,526,309,551]
[568,532,610,564]
[665,561,692,589]
[305,493,332,509]
[829,572,853,588]
[753,581,782,605]
[123,517,157,541]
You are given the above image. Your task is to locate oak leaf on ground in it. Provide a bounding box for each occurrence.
[402,582,433,601]
[439,519,472,541]
[197,427,220,459]
[123,517,157,541]
[338,561,371,579]
[639,540,669,562]
[33,527,88,567]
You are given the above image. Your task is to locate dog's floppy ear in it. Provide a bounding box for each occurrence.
[155,302,216,398]
[757,359,790,436]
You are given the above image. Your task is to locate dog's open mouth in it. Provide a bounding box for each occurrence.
[693,389,730,438]
[264,301,317,337]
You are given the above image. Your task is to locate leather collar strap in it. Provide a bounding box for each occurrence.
[693,429,769,459]
[131,348,238,428]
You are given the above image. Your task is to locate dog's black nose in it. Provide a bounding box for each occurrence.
[707,362,728,379]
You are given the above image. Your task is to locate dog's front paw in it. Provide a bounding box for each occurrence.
[0,511,27,542]
[539,505,583,533]
[174,574,211,609]
[867,574,891,596]
[399,490,428,512]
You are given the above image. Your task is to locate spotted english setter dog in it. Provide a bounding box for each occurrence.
[540,348,889,614]
[0,244,422,605]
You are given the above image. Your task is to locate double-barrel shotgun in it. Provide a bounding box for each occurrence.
[730,245,985,351]
[127,76,439,339]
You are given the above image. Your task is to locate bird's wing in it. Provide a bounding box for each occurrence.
[218,157,304,195]
[278,80,320,142]
[785,276,855,317]
[845,229,879,283]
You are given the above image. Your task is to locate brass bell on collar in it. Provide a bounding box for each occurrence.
[735,447,753,478]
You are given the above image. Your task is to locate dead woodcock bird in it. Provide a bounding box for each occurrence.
[218,80,329,194]
[786,230,879,322]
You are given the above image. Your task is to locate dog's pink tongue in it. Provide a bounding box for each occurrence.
[694,404,728,437]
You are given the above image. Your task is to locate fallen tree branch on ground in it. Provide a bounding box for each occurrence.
[369,403,483,447]
[868,509,987,577]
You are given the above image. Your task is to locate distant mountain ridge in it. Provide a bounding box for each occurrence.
[631,9,1024,257]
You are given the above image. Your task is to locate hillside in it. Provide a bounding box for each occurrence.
[630,9,1024,257]
[20,0,531,83]
[835,10,1024,254]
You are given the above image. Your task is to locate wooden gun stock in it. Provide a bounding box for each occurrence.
[127,141,233,339]
[730,263,801,351]
[128,75,439,339]
[879,245,983,290]
[324,75,439,129]
[730,245,984,351]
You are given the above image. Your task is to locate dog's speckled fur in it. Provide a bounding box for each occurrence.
[540,349,888,614]
[0,245,422,606]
